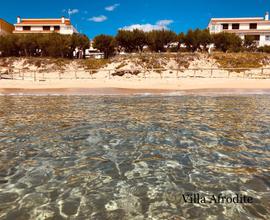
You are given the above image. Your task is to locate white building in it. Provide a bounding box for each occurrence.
[85,41,104,59]
[208,12,270,46]
[13,16,78,35]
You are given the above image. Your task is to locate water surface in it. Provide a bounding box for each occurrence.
[0,95,269,219]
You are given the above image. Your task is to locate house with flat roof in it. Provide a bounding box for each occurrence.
[0,18,14,35]
[208,12,270,46]
[13,16,78,35]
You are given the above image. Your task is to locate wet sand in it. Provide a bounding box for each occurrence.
[1,88,270,96]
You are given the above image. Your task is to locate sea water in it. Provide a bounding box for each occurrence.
[0,95,269,219]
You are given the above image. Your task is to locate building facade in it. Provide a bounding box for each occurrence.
[13,17,78,35]
[208,12,270,46]
[0,18,14,35]
[85,41,104,59]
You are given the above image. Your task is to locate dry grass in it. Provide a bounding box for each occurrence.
[23,58,71,70]
[0,57,20,67]
[0,57,72,71]
[174,53,199,69]
[211,52,270,69]
[137,55,165,69]
[2,53,270,76]
[113,53,199,70]
[79,59,110,70]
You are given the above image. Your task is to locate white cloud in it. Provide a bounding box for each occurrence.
[88,15,107,22]
[156,19,173,26]
[62,9,79,16]
[105,3,120,11]
[122,24,162,32]
[69,9,79,15]
[121,19,174,32]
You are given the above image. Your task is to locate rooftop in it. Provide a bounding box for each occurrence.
[15,17,71,26]
[209,12,270,24]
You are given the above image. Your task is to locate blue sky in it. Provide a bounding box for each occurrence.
[0,0,269,38]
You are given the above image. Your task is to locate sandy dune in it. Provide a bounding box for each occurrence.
[1,54,270,95]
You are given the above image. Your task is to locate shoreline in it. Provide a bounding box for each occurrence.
[1,78,270,95]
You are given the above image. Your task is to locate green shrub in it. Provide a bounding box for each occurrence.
[213,32,242,52]
[116,29,147,52]
[146,30,178,52]
[258,46,270,53]
[93,35,115,59]
[184,29,212,52]
[0,33,89,58]
[211,52,269,69]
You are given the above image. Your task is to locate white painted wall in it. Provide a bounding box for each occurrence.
[13,24,78,35]
[210,21,270,32]
[59,25,77,35]
[31,26,43,31]
[257,23,270,30]
[239,35,245,40]
[209,24,222,34]
[239,23,249,30]
[15,26,23,31]
[258,34,270,46]
[209,20,270,47]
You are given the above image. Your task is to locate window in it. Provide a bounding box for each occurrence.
[232,23,240,29]
[249,23,257,30]
[245,35,260,41]
[43,26,50,31]
[266,36,270,41]
[222,24,229,30]
[54,26,60,31]
[254,35,260,41]
[23,26,31,31]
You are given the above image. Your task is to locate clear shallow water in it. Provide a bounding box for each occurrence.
[0,95,269,220]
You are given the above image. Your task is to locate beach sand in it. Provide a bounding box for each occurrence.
[1,77,270,95]
[2,54,270,95]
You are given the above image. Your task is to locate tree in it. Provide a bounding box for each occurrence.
[0,33,90,58]
[146,30,177,52]
[132,29,147,52]
[36,34,51,57]
[184,29,198,52]
[93,34,116,58]
[0,35,19,56]
[183,29,213,52]
[42,33,70,58]
[178,32,185,44]
[213,32,243,52]
[199,29,213,51]
[16,34,39,56]
[244,36,257,51]
[116,30,134,52]
[69,34,90,58]
[258,45,270,53]
[116,29,147,52]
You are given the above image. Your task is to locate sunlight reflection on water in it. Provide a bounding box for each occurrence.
[0,95,269,219]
